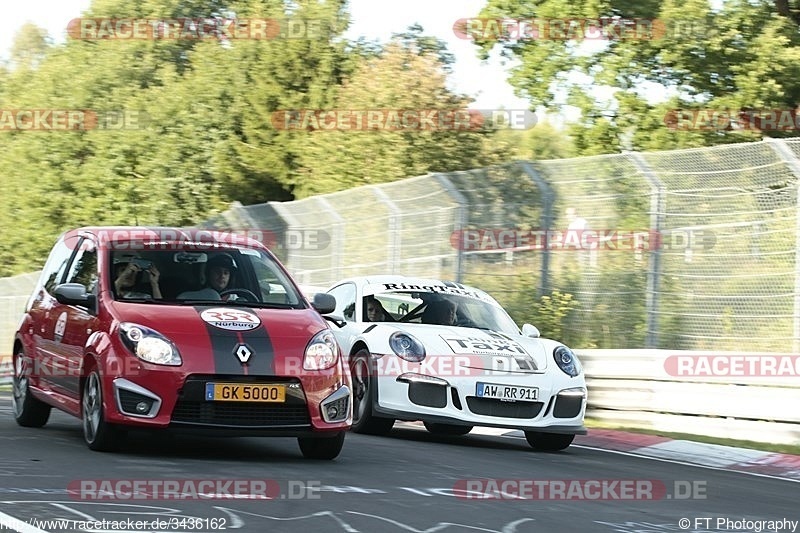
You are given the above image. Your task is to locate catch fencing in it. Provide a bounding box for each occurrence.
[203,138,800,354]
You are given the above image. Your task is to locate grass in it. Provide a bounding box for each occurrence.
[586,417,800,456]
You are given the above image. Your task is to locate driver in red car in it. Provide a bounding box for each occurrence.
[178,253,238,300]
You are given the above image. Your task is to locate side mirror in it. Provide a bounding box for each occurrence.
[521,323,540,338]
[311,293,336,315]
[54,283,96,312]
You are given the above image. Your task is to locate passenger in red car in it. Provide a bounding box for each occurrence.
[114,260,162,299]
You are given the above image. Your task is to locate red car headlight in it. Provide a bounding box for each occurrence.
[303,330,340,371]
[119,323,182,366]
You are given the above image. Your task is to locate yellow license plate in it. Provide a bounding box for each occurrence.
[205,383,285,402]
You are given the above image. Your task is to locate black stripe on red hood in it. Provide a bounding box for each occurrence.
[194,306,275,376]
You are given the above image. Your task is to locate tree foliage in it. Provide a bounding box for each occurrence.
[477,0,800,154]
[0,0,536,276]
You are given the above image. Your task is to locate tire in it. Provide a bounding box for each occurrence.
[11,348,51,428]
[297,431,346,460]
[524,431,575,451]
[82,370,122,452]
[349,349,394,435]
[423,422,472,436]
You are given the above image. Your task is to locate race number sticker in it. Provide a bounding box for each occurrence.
[54,311,68,342]
[200,308,261,331]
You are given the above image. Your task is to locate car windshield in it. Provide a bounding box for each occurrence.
[109,245,304,308]
[366,289,520,335]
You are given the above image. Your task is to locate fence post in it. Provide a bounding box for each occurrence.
[372,187,402,274]
[434,173,468,283]
[269,202,304,281]
[519,162,553,297]
[316,197,345,283]
[626,152,665,349]
[764,138,800,353]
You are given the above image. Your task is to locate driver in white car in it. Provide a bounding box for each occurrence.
[177,253,238,300]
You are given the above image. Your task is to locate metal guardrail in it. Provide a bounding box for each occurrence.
[203,140,800,354]
[577,349,800,445]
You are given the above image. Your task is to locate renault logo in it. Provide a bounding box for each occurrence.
[234,344,253,364]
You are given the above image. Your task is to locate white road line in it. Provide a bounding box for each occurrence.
[0,510,49,533]
[567,443,800,484]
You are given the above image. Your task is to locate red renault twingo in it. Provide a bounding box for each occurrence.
[12,227,351,459]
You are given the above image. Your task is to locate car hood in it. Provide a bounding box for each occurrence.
[112,303,326,376]
[378,323,548,373]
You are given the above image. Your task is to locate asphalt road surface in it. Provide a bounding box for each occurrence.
[0,396,797,533]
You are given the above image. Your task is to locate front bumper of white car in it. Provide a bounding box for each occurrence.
[374,370,587,434]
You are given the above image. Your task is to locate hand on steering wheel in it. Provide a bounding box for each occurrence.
[219,288,260,302]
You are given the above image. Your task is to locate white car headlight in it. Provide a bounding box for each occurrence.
[120,323,182,366]
[389,332,426,362]
[304,330,340,370]
[553,346,581,377]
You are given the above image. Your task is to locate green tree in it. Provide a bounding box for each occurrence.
[291,29,500,197]
[0,0,355,274]
[477,0,800,154]
[9,23,51,70]
[225,0,354,200]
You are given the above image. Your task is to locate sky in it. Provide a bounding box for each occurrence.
[0,0,530,110]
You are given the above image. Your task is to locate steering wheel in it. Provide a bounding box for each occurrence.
[219,288,260,302]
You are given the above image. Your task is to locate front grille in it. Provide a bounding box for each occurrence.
[171,375,310,428]
[408,382,447,408]
[466,397,544,419]
[553,395,583,418]
[171,401,310,427]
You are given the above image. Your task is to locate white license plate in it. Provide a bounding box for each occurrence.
[476,382,538,402]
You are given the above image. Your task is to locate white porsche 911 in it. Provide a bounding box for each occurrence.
[323,275,587,451]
